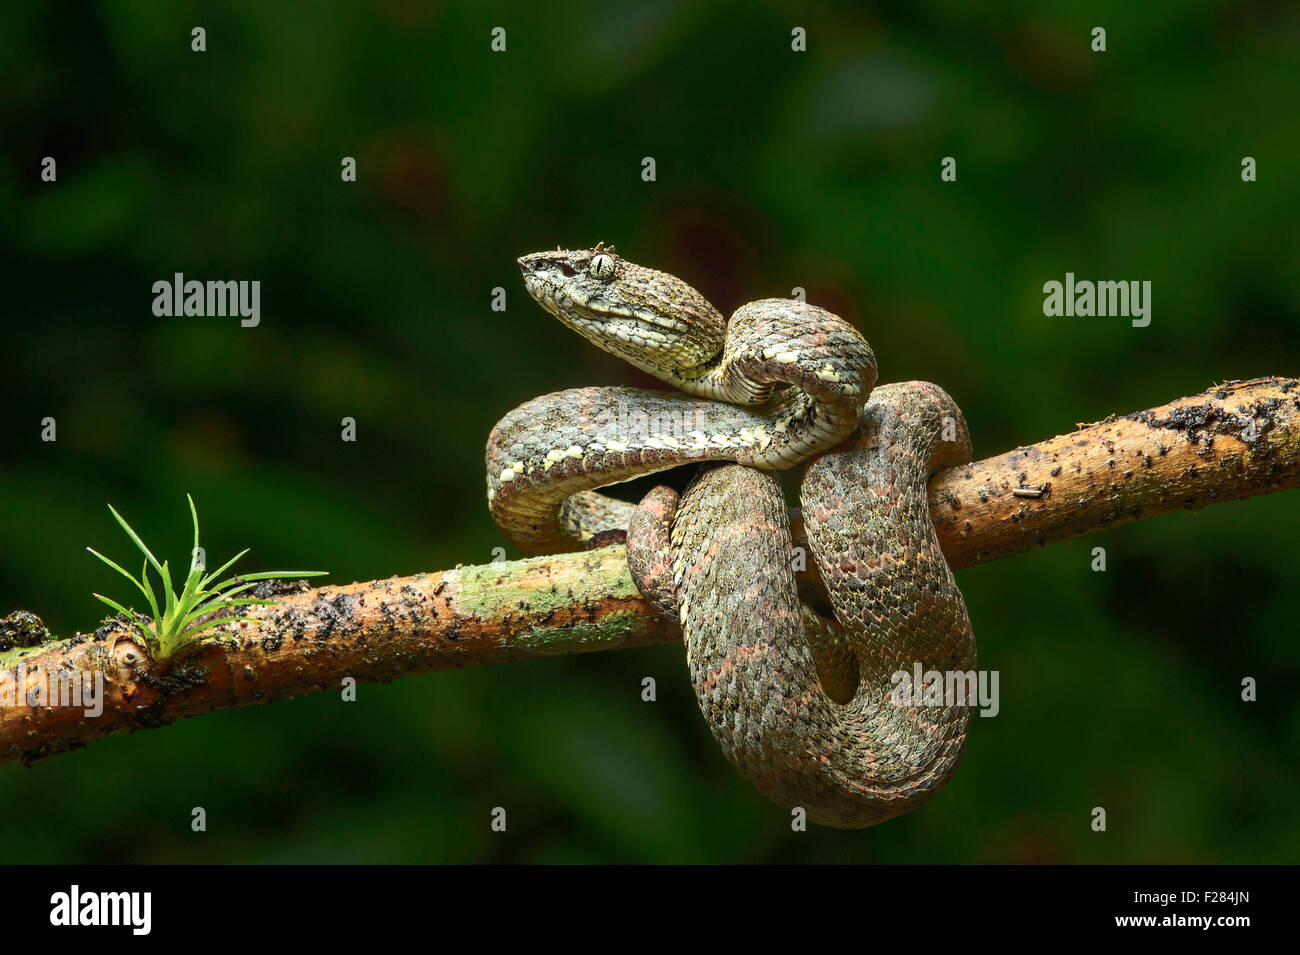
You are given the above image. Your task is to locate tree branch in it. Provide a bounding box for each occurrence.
[3,377,1297,765]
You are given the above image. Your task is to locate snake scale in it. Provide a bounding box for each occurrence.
[487,244,975,828]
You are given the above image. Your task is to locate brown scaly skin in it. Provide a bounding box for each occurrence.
[631,383,974,828]
[628,484,862,708]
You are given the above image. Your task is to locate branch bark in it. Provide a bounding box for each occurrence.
[3,377,1297,765]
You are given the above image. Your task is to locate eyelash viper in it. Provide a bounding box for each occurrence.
[487,244,975,828]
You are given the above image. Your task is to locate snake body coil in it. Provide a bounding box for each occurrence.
[487,245,975,828]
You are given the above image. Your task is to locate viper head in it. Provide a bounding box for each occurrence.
[518,243,726,380]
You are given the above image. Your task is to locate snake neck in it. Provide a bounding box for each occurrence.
[680,298,878,453]
[518,247,876,418]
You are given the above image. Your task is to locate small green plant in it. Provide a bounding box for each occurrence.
[87,495,326,660]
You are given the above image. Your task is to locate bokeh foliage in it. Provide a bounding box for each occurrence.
[0,0,1297,862]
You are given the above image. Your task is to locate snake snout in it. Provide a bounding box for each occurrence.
[519,250,584,279]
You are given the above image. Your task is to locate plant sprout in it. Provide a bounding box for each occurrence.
[87,495,325,660]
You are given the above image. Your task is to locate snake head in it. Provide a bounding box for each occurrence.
[518,245,726,380]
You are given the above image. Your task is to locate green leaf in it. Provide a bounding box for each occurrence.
[206,570,326,591]
[176,565,206,621]
[179,597,276,631]
[199,548,249,591]
[187,493,201,574]
[174,619,248,646]
[160,560,177,629]
[86,546,153,605]
[197,581,260,604]
[91,593,156,646]
[139,558,162,627]
[106,504,165,578]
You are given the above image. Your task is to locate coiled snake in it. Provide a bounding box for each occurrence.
[487,244,975,828]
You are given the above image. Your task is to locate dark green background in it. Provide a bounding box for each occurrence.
[2,1,1297,863]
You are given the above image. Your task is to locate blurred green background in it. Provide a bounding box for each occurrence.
[1,0,1297,863]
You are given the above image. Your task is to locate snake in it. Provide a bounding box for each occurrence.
[486,243,975,828]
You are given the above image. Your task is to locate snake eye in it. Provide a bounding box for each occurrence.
[590,253,616,280]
